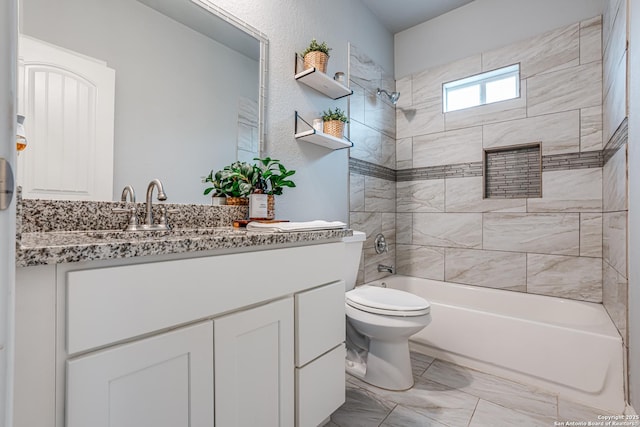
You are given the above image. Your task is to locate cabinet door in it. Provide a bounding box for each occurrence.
[214,298,294,427]
[66,321,213,427]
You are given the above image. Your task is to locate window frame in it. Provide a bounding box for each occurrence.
[442,63,521,113]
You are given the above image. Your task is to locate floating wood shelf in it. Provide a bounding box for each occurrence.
[294,67,353,100]
[294,112,352,151]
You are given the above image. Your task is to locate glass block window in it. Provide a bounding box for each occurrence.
[484,143,541,199]
[443,64,520,112]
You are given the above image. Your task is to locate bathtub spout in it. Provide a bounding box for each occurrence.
[378,264,395,274]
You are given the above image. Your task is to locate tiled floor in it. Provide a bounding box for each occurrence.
[327,352,618,427]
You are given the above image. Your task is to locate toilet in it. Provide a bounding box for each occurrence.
[343,231,431,391]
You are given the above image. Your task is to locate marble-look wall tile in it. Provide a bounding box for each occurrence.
[603,143,627,212]
[484,213,580,255]
[380,133,396,170]
[397,244,444,280]
[444,80,528,130]
[603,260,628,340]
[413,55,482,104]
[396,213,412,244]
[364,176,396,213]
[396,138,412,169]
[483,110,580,155]
[580,16,603,65]
[397,98,444,139]
[581,105,603,152]
[445,248,526,291]
[603,0,627,96]
[414,213,482,249]
[527,254,602,302]
[527,168,602,213]
[527,61,601,117]
[413,127,483,168]
[365,89,396,139]
[350,212,383,243]
[603,211,627,278]
[445,176,526,213]
[482,23,579,79]
[604,52,627,144]
[349,120,381,164]
[395,76,412,109]
[349,173,365,212]
[397,180,445,212]
[382,212,396,244]
[350,44,383,94]
[580,213,603,257]
[349,82,366,124]
[603,0,624,50]
[364,243,396,283]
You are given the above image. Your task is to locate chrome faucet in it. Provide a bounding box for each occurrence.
[142,178,168,230]
[378,264,395,274]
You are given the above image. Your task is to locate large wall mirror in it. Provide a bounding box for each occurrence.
[18,0,267,203]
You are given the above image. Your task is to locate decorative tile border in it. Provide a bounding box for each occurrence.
[542,150,603,171]
[351,147,609,182]
[349,157,396,181]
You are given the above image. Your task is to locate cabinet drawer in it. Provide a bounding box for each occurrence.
[295,280,345,367]
[66,243,344,354]
[295,344,345,427]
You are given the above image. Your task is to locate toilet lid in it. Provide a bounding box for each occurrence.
[346,285,430,317]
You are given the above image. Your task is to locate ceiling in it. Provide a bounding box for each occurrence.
[361,0,476,34]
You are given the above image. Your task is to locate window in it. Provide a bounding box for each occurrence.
[443,64,520,113]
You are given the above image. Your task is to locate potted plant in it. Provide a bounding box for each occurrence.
[302,38,331,73]
[203,161,259,206]
[253,157,296,219]
[203,170,227,205]
[322,107,348,138]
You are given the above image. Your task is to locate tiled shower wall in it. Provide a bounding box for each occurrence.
[349,45,397,284]
[602,0,629,343]
[394,17,604,302]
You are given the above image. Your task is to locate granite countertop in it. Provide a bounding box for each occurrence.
[16,193,351,267]
[17,227,352,267]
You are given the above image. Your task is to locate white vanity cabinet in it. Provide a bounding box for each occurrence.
[214,298,294,427]
[66,321,214,427]
[14,242,346,427]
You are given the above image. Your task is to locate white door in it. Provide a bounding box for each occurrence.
[214,298,294,427]
[66,321,214,427]
[0,1,17,426]
[17,35,115,201]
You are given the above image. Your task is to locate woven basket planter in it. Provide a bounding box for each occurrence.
[304,51,328,73]
[226,196,249,206]
[323,120,345,138]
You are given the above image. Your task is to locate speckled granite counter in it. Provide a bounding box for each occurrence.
[16,193,351,267]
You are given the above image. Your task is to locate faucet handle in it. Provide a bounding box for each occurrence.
[158,206,179,229]
[112,206,140,231]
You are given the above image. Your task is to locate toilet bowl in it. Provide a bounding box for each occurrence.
[342,232,431,391]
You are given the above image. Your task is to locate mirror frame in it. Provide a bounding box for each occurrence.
[190,0,268,155]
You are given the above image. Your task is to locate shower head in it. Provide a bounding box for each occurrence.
[376,88,400,105]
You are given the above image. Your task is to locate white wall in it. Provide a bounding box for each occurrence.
[200,0,394,222]
[627,0,639,412]
[395,0,605,78]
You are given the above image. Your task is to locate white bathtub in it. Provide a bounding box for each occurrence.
[367,275,625,413]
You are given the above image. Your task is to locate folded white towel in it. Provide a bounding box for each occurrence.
[246,220,347,233]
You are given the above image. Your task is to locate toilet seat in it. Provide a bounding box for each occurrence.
[346,285,430,317]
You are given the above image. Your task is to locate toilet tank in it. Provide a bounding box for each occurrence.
[343,231,366,291]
